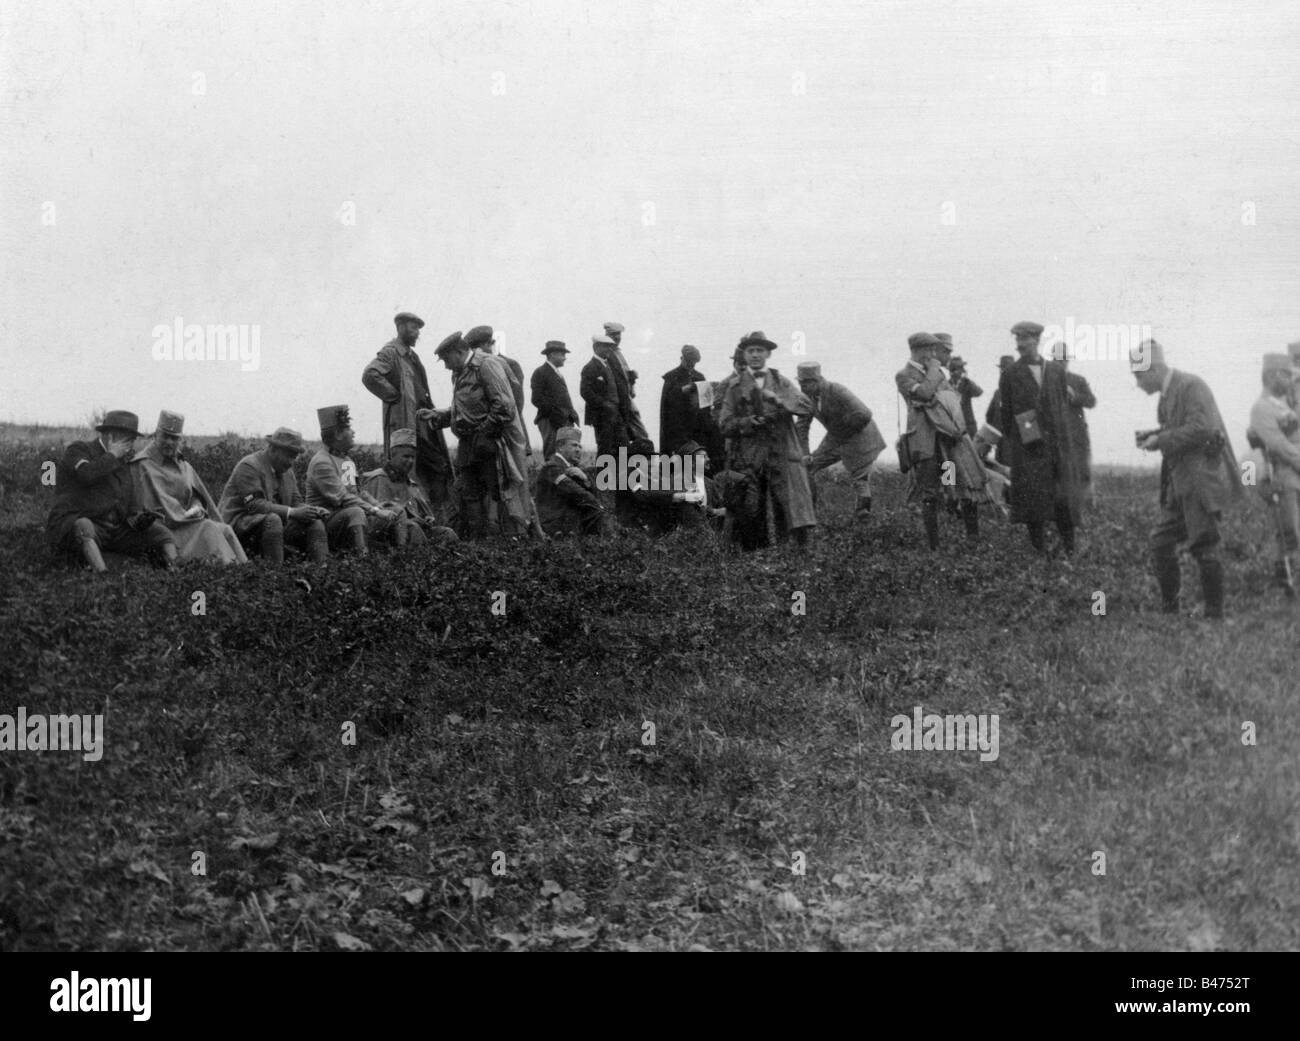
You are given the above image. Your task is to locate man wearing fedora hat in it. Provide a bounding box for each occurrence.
[131,410,247,564]
[1247,353,1300,595]
[1133,339,1239,619]
[531,340,579,458]
[717,331,817,549]
[219,427,330,564]
[362,311,455,524]
[360,428,459,549]
[306,404,400,555]
[46,410,178,573]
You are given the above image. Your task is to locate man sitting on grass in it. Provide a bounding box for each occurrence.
[45,410,177,573]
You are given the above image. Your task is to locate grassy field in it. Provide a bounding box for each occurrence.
[0,426,1296,951]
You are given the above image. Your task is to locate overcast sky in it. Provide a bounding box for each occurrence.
[3,0,1298,464]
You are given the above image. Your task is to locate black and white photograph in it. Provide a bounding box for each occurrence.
[0,0,1294,988]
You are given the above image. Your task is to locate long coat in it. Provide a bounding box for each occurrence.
[660,364,724,459]
[1063,371,1097,485]
[531,362,578,429]
[998,358,1088,525]
[580,354,623,428]
[718,368,817,529]
[1154,370,1238,512]
[130,442,245,563]
[1249,393,1300,493]
[362,338,453,497]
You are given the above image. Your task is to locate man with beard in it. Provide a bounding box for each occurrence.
[362,311,456,526]
[998,321,1087,555]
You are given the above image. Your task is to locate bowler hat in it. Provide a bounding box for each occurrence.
[394,312,425,328]
[96,410,142,437]
[434,331,465,357]
[464,325,494,347]
[266,427,306,454]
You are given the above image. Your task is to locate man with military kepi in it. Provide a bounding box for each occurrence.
[933,334,983,440]
[1246,352,1300,596]
[660,344,725,467]
[718,330,817,549]
[362,311,456,526]
[429,331,533,539]
[999,320,1087,554]
[895,333,986,548]
[130,410,248,564]
[531,341,579,458]
[535,426,609,537]
[306,404,401,555]
[46,410,178,573]
[581,332,631,458]
[1134,339,1239,620]
[360,428,459,549]
[795,361,887,522]
[218,427,330,564]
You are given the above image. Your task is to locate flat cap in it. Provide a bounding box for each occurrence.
[592,333,615,347]
[543,340,569,355]
[317,404,351,432]
[156,409,184,435]
[389,428,418,449]
[96,410,142,437]
[934,332,953,345]
[266,427,306,454]
[908,332,941,351]
[394,311,425,328]
[603,322,624,335]
[795,361,821,379]
[434,331,465,356]
[1263,353,1294,375]
[1011,321,1044,337]
[464,325,494,347]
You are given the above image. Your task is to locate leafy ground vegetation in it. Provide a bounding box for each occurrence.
[1,424,1297,951]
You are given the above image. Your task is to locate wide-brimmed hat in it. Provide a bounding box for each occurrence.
[96,410,142,437]
[266,427,306,454]
[738,330,777,352]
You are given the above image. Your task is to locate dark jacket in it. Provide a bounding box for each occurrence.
[218,447,304,524]
[1154,370,1238,512]
[46,438,136,542]
[531,362,578,428]
[998,357,1087,526]
[580,354,623,428]
[659,364,724,459]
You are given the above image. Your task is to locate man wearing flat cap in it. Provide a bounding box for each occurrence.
[466,325,532,454]
[660,345,725,467]
[796,362,887,522]
[581,333,631,458]
[46,410,178,573]
[1247,353,1300,595]
[602,321,651,443]
[131,410,248,564]
[998,321,1087,554]
[360,428,458,550]
[895,333,986,548]
[718,331,817,549]
[934,335,983,440]
[1133,339,1239,619]
[362,310,455,525]
[429,332,533,538]
[306,405,401,554]
[531,341,579,458]
[535,426,609,537]
[219,427,330,564]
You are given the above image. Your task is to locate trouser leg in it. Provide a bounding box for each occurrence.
[1027,521,1046,553]
[961,500,979,539]
[1054,500,1076,554]
[260,512,285,565]
[72,517,108,573]
[1151,504,1187,612]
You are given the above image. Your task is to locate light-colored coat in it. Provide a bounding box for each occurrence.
[1248,393,1300,492]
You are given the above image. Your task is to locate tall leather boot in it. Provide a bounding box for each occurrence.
[1154,551,1181,613]
[349,523,369,557]
[961,500,979,539]
[307,524,329,564]
[1273,559,1296,598]
[854,495,872,522]
[1027,522,1046,553]
[922,500,940,550]
[1199,557,1225,620]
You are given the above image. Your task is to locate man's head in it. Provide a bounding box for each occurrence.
[796,361,823,396]
[1263,354,1295,397]
[388,428,418,475]
[1011,321,1044,360]
[543,341,569,368]
[681,344,701,371]
[933,333,954,366]
[435,331,469,372]
[739,331,775,371]
[318,405,354,453]
[1131,339,1168,395]
[603,321,624,346]
[732,346,746,373]
[998,354,1015,373]
[95,410,142,448]
[907,332,940,361]
[154,409,185,462]
[593,332,615,357]
[394,311,424,347]
[555,426,583,465]
[265,427,306,474]
[465,325,495,354]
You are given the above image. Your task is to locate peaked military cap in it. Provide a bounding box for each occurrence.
[434,331,465,357]
[1010,321,1044,337]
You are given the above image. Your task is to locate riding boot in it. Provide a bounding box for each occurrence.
[1153,551,1181,613]
[961,500,979,539]
[1199,557,1225,620]
[922,500,940,551]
